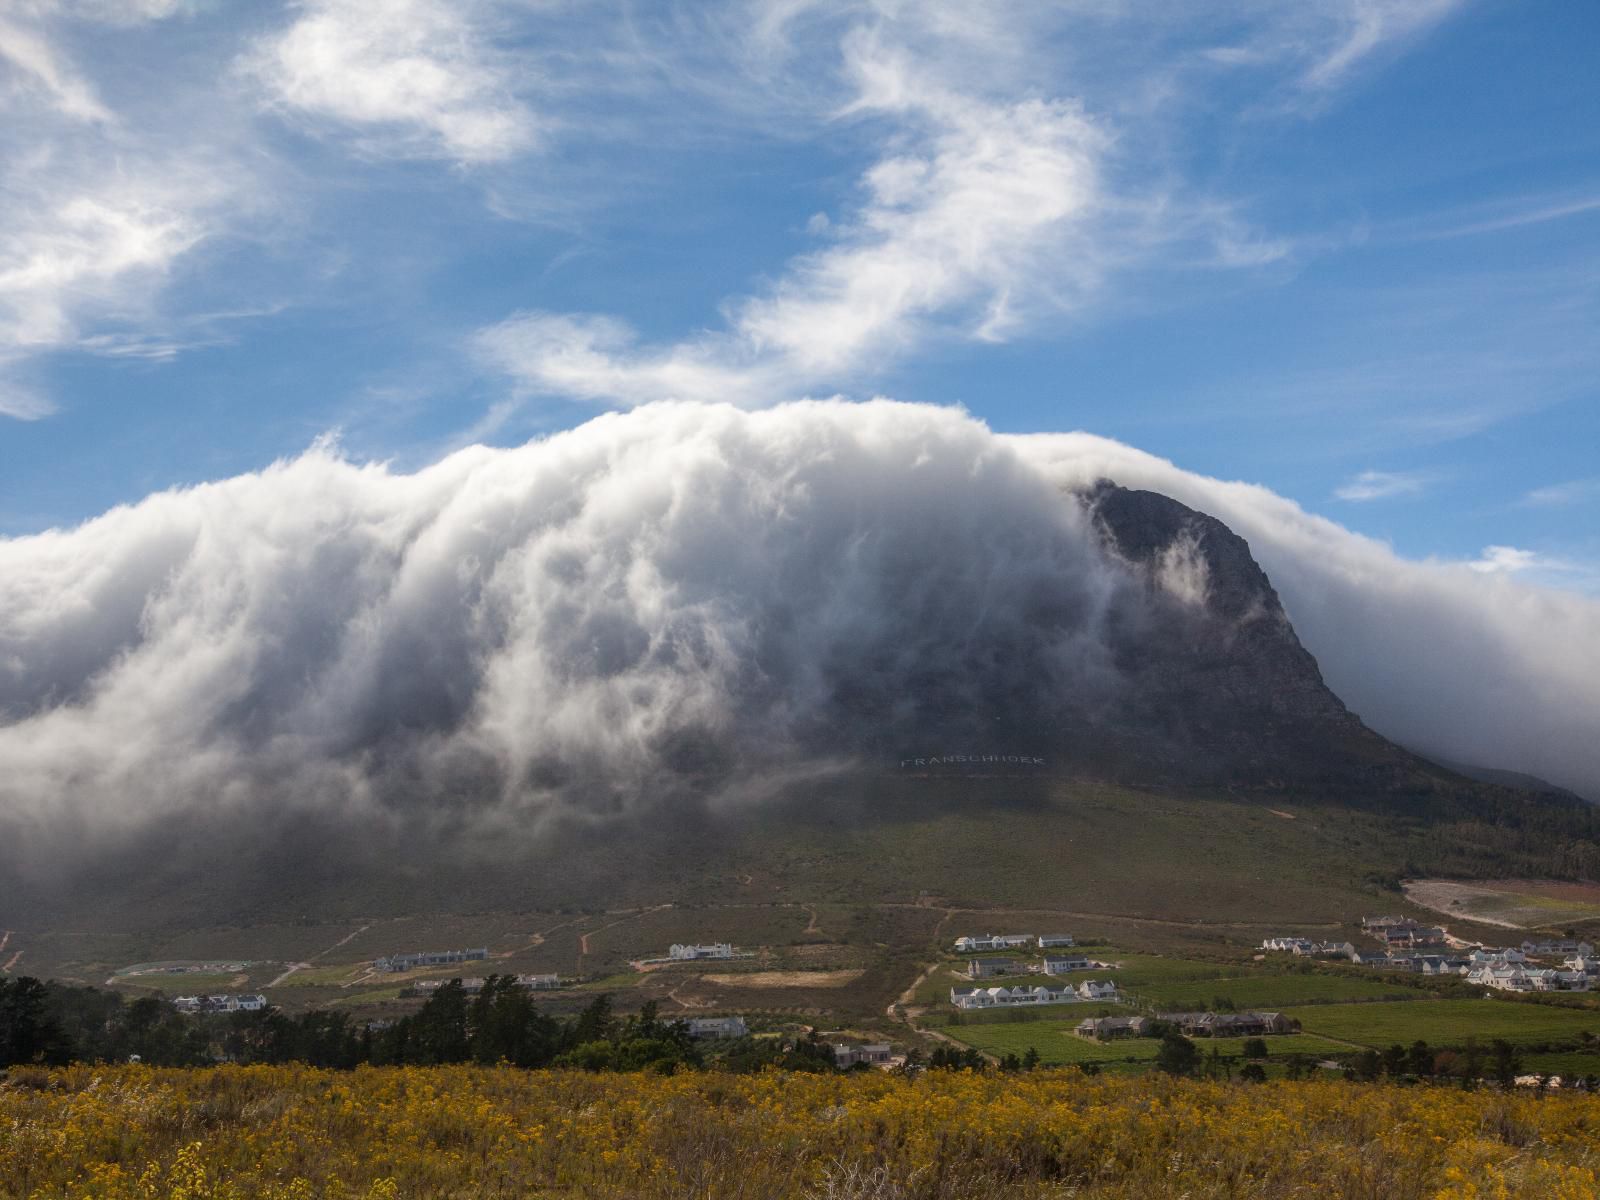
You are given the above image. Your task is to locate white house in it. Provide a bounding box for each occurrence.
[1470,948,1528,966]
[669,943,735,961]
[516,974,562,990]
[967,958,1023,980]
[1261,937,1313,953]
[950,984,1081,1010]
[1042,955,1110,975]
[1077,980,1119,1002]
[953,934,1033,953]
[184,993,267,1013]
[1523,940,1594,959]
[1037,935,1076,948]
[1466,965,1580,992]
[686,1016,748,1039]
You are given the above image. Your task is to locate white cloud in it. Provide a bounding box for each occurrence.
[1302,0,1464,90]
[0,14,111,122]
[0,5,251,418]
[3,402,1597,847]
[1521,478,1600,508]
[478,20,1107,407]
[0,193,204,350]
[1334,469,1429,502]
[0,377,53,421]
[247,0,537,164]
[1466,545,1543,575]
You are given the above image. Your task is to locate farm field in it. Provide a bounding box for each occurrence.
[7,1065,1600,1199]
[943,1021,1348,1066]
[1286,1000,1600,1049]
[108,971,252,995]
[1133,971,1418,1009]
[1405,878,1600,930]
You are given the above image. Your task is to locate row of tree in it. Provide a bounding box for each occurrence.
[0,975,842,1073]
[6,975,1591,1088]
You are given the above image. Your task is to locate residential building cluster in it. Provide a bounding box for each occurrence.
[951,979,1118,1010]
[1361,917,1447,948]
[669,943,736,961]
[1260,919,1597,991]
[953,933,1074,952]
[172,994,267,1014]
[1259,937,1356,958]
[1466,955,1600,994]
[964,954,1115,980]
[374,948,489,973]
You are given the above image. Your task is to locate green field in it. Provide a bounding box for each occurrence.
[111,971,250,994]
[1133,972,1417,1010]
[276,963,367,987]
[1286,999,1600,1049]
[943,1021,1349,1066]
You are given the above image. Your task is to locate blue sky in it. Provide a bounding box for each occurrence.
[2,0,1597,590]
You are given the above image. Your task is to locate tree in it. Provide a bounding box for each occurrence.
[0,977,71,1066]
[1407,1040,1434,1078]
[1352,1050,1382,1082]
[1491,1039,1521,1089]
[929,1044,985,1071]
[570,993,615,1049]
[1154,1031,1199,1077]
[410,981,471,1064]
[1021,1047,1041,1071]
[1239,1062,1267,1083]
[1460,1038,1485,1090]
[1382,1044,1408,1078]
[1241,1038,1269,1061]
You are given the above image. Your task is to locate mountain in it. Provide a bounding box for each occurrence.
[2,477,1595,937]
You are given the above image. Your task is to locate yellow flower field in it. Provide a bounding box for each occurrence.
[3,1065,1598,1199]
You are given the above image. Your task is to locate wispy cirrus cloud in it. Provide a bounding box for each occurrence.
[244,0,539,165]
[1334,469,1430,502]
[1301,0,1464,90]
[472,0,1474,419]
[478,29,1109,409]
[0,13,111,121]
[0,4,237,419]
[1521,478,1600,508]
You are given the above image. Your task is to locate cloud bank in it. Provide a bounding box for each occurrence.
[3,401,1597,862]
[0,402,1132,846]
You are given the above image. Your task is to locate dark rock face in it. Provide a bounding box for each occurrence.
[1077,480,1419,789]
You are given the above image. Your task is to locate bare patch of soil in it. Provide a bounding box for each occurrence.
[1403,878,1600,930]
[702,969,865,989]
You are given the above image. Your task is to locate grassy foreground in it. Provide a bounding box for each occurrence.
[4,1066,1600,1199]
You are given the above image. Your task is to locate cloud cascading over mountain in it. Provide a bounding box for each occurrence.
[2,401,1597,862]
